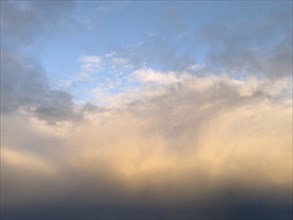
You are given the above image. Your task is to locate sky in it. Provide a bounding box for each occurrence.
[0,0,292,219]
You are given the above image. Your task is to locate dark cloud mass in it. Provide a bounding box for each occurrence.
[1,0,75,44]
[201,7,292,78]
[0,1,292,220]
[1,1,79,123]
[0,51,79,123]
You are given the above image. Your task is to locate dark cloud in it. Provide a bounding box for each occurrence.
[0,1,79,123]
[201,5,292,78]
[1,0,76,45]
[2,177,292,220]
[34,90,78,123]
[1,52,48,113]
[0,51,79,123]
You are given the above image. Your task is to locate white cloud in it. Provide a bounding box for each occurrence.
[111,57,134,69]
[134,67,183,85]
[79,55,103,72]
[57,55,104,88]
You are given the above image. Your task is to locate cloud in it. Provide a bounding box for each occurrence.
[79,55,103,66]
[0,1,79,124]
[1,148,55,175]
[201,5,292,78]
[135,67,182,85]
[0,51,79,123]
[1,72,292,219]
[111,57,134,69]
[101,34,198,73]
[1,0,76,45]
[1,1,292,219]
[78,55,103,80]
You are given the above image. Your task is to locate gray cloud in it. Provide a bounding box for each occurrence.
[201,6,292,78]
[0,1,79,123]
[1,52,48,113]
[1,51,79,123]
[1,0,75,45]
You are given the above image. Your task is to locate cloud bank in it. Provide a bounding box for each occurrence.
[1,72,292,219]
